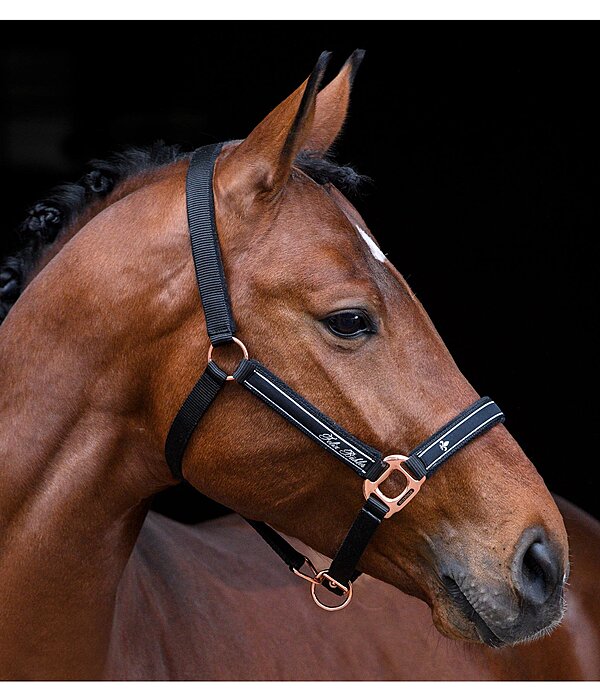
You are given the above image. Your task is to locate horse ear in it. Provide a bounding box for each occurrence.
[216,52,331,205]
[305,49,365,155]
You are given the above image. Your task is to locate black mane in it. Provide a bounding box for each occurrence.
[0,143,367,324]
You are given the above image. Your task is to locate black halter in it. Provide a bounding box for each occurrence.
[165,143,505,610]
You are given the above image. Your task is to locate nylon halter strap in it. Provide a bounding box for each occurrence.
[165,143,505,611]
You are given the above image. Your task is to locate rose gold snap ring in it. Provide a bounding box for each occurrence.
[292,555,320,585]
[310,570,353,611]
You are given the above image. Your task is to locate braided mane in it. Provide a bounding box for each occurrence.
[0,143,366,324]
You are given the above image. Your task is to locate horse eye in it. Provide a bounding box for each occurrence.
[323,310,374,339]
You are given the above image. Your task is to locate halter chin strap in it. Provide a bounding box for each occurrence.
[165,143,505,610]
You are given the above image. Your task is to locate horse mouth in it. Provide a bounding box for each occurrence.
[442,576,504,648]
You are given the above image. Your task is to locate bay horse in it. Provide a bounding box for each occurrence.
[0,51,592,679]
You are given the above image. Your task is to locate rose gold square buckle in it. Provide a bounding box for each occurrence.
[363,455,426,519]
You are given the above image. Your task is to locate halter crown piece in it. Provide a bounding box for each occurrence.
[165,144,505,611]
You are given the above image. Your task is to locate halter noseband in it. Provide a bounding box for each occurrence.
[165,144,505,611]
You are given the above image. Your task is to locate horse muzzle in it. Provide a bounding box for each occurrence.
[435,525,567,647]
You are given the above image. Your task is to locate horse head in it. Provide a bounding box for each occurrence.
[3,51,568,650]
[149,52,568,646]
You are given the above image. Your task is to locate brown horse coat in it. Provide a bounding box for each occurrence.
[107,496,600,680]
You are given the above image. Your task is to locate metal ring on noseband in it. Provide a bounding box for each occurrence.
[207,336,249,381]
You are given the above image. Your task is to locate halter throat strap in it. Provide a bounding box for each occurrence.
[164,143,505,609]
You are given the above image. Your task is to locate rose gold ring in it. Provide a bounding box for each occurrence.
[310,570,353,611]
[207,336,249,381]
[363,454,426,519]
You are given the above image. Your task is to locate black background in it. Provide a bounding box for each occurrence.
[0,22,597,520]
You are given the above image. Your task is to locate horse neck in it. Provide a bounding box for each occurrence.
[0,182,180,678]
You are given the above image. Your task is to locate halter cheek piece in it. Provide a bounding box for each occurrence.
[165,144,505,611]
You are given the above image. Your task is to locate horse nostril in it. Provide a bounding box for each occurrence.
[513,530,562,606]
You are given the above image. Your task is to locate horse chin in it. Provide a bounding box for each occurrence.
[431,592,508,648]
